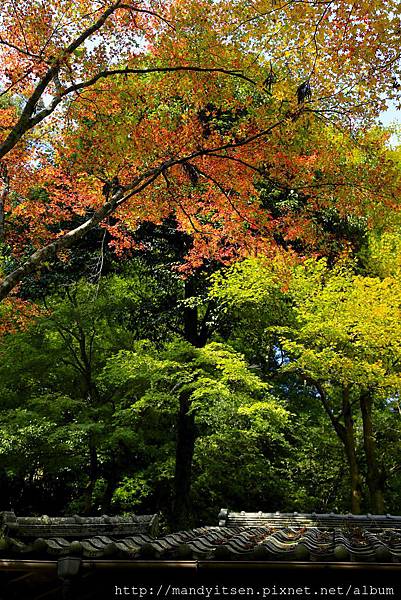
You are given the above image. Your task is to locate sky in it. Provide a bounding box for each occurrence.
[379,102,400,147]
[380,103,400,127]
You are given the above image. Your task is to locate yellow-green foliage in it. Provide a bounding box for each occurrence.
[211,254,401,394]
[362,231,401,278]
[101,339,287,430]
[285,258,401,391]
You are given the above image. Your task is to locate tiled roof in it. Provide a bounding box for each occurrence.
[218,509,401,529]
[0,511,159,539]
[1,511,401,563]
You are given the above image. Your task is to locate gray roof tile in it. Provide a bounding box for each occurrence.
[3,511,401,562]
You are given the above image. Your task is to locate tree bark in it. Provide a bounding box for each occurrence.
[0,162,9,244]
[101,461,118,513]
[360,391,385,513]
[83,436,98,515]
[172,392,197,529]
[342,386,362,514]
[305,375,362,513]
[171,277,205,528]
[73,321,101,515]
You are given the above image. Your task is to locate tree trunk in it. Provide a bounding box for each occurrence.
[171,277,204,528]
[312,377,362,514]
[0,192,5,244]
[172,393,197,529]
[0,203,4,244]
[83,438,98,514]
[0,162,9,244]
[342,387,362,514]
[183,278,199,346]
[360,392,385,513]
[101,464,118,513]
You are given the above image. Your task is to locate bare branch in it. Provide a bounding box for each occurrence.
[27,64,260,131]
[308,1,333,80]
[195,165,259,230]
[206,153,262,173]
[0,38,41,60]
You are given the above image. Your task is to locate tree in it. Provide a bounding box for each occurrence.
[0,264,183,514]
[0,1,401,308]
[211,254,401,513]
[100,338,288,527]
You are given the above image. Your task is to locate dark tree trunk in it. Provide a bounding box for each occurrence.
[171,277,206,528]
[183,278,199,346]
[342,388,362,514]
[172,393,197,529]
[313,379,362,514]
[83,437,98,514]
[360,392,385,513]
[0,162,9,244]
[0,193,5,244]
[76,326,102,515]
[101,465,118,513]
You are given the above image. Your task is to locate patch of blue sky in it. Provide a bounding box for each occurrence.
[378,101,400,147]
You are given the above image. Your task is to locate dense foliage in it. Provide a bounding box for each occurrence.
[0,0,401,526]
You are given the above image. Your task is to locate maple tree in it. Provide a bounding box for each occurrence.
[0,0,400,310]
[1,0,401,524]
[0,269,292,522]
[279,259,401,514]
[211,252,401,513]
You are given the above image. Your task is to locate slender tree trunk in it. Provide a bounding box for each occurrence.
[0,190,5,243]
[172,392,197,529]
[171,277,204,528]
[0,162,9,244]
[360,392,385,513]
[183,278,199,346]
[342,387,362,514]
[101,463,118,513]
[83,436,98,514]
[82,354,100,515]
[312,377,362,514]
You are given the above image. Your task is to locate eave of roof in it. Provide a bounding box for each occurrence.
[1,559,401,572]
[0,511,159,538]
[218,509,401,529]
[2,526,401,563]
[3,511,401,564]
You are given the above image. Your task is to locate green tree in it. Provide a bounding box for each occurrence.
[0,265,177,514]
[100,339,289,527]
[211,255,401,513]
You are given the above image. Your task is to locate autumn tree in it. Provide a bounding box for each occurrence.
[0,0,401,307]
[1,0,401,526]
